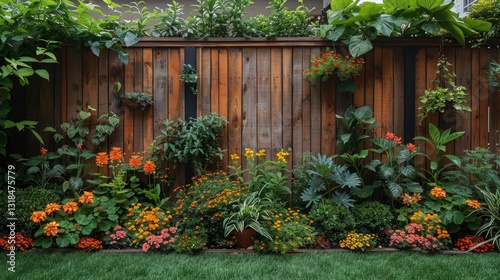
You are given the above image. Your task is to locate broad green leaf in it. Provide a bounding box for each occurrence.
[79,111,91,120]
[349,185,374,198]
[330,0,356,10]
[349,35,373,58]
[439,21,465,47]
[372,14,395,36]
[444,155,461,167]
[124,32,140,47]
[430,161,438,171]
[421,22,441,35]
[417,0,445,11]
[464,17,492,32]
[388,182,403,198]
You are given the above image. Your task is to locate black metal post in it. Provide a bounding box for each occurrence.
[184,46,197,184]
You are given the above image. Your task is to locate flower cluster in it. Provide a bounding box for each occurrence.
[410,211,450,240]
[172,228,207,254]
[430,186,446,198]
[400,193,422,206]
[466,199,481,209]
[255,208,316,254]
[388,223,443,251]
[0,232,33,252]
[74,237,103,252]
[455,235,495,253]
[142,227,177,252]
[339,231,377,251]
[385,132,402,144]
[96,147,156,176]
[125,203,172,247]
[304,50,365,82]
[103,225,131,249]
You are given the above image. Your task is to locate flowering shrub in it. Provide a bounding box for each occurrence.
[102,225,131,249]
[74,237,103,252]
[308,198,355,245]
[173,171,249,247]
[229,148,291,202]
[339,231,377,251]
[124,203,173,247]
[410,211,450,241]
[388,223,443,251]
[304,50,364,82]
[142,227,177,252]
[172,227,207,254]
[255,208,316,254]
[455,235,495,253]
[30,191,119,248]
[0,232,33,252]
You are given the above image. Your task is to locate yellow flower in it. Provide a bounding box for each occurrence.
[230,154,240,161]
[276,149,290,163]
[466,199,481,209]
[256,149,266,157]
[430,186,446,198]
[244,148,254,158]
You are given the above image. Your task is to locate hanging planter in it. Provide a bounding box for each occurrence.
[304,50,365,94]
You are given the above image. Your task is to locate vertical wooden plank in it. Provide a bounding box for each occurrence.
[271,47,283,155]
[363,49,375,161]
[414,47,427,169]
[209,48,219,115]
[302,47,312,154]
[292,47,304,158]
[257,47,272,157]
[309,47,322,156]
[199,47,212,115]
[372,47,383,140]
[381,48,394,136]
[492,50,500,154]
[123,49,137,156]
[38,63,56,148]
[423,47,440,173]
[471,48,481,150]
[83,50,99,152]
[228,48,243,166]
[321,78,335,156]
[242,47,258,169]
[478,47,490,149]
[153,48,168,137]
[108,51,124,150]
[143,48,154,151]
[454,47,472,156]
[282,47,294,163]
[66,47,83,136]
[218,48,229,171]
[393,47,405,141]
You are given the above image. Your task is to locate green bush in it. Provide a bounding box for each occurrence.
[351,201,394,234]
[0,187,60,236]
[308,198,355,244]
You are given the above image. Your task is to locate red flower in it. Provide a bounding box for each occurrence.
[143,160,156,175]
[40,147,47,155]
[406,143,417,153]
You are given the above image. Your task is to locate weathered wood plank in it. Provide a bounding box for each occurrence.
[143,48,154,152]
[302,47,312,154]
[218,48,229,170]
[153,48,168,137]
[257,47,272,157]
[393,47,405,141]
[309,47,322,156]
[242,47,257,169]
[227,48,243,164]
[292,47,304,158]
[454,47,472,156]
[479,47,490,149]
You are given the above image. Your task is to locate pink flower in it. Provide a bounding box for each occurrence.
[142,242,151,252]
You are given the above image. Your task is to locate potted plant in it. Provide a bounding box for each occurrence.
[223,192,273,248]
[418,56,471,122]
[122,92,153,110]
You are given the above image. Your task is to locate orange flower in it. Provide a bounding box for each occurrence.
[129,155,142,168]
[44,203,61,215]
[109,147,123,162]
[406,143,417,153]
[96,152,109,166]
[77,143,83,150]
[143,160,156,175]
[430,186,446,198]
[30,211,47,223]
[63,201,79,214]
[78,191,95,204]
[40,147,47,155]
[466,199,481,209]
[385,132,402,144]
[44,221,59,237]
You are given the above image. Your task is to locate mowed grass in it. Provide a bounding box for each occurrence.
[1,251,499,280]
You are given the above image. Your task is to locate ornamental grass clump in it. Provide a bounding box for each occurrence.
[339,231,377,252]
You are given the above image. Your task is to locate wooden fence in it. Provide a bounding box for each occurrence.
[9,37,500,191]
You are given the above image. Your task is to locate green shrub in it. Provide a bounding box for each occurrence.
[0,187,61,236]
[308,198,355,244]
[351,201,394,234]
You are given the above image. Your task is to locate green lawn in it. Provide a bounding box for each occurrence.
[1,251,499,280]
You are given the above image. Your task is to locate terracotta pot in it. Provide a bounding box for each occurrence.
[232,228,257,249]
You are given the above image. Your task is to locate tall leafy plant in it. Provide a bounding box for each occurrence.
[321,0,492,57]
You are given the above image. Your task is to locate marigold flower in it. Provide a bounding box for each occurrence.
[129,155,142,168]
[96,152,109,166]
[44,221,59,236]
[44,203,61,215]
[244,148,254,159]
[143,160,156,175]
[276,149,290,163]
[256,149,266,157]
[466,199,481,209]
[230,154,240,161]
[406,143,417,153]
[430,186,446,198]
[63,201,79,214]
[400,193,422,206]
[40,147,48,155]
[109,147,123,162]
[30,211,47,223]
[78,191,95,204]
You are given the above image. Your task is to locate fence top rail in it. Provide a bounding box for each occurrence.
[129,37,500,48]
